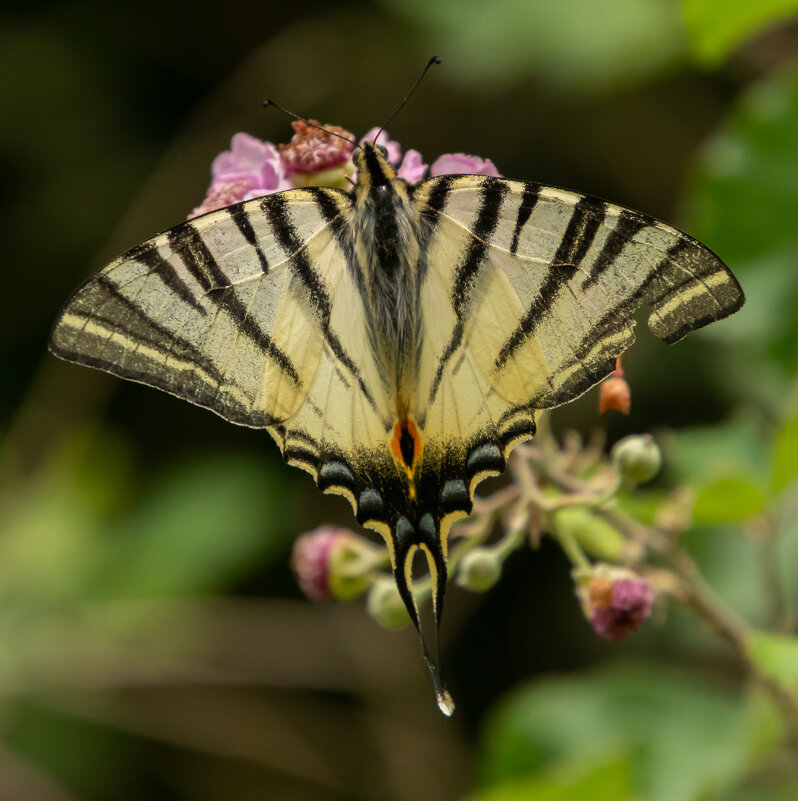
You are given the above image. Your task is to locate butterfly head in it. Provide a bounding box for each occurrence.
[354,141,397,188]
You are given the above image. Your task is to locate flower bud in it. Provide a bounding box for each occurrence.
[576,564,654,641]
[598,353,630,415]
[291,526,353,602]
[456,548,502,592]
[611,434,661,484]
[551,506,626,562]
[598,375,631,415]
[366,577,412,631]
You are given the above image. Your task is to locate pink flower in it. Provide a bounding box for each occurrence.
[291,527,349,602]
[190,125,501,216]
[190,178,256,219]
[291,525,379,602]
[189,132,292,218]
[587,574,655,641]
[280,120,355,174]
[430,153,501,177]
[397,149,427,183]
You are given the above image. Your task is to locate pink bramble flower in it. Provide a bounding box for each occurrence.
[291,525,381,602]
[189,133,292,218]
[280,120,355,175]
[191,124,502,216]
[576,564,655,641]
[291,527,346,602]
[430,153,501,177]
[398,149,428,183]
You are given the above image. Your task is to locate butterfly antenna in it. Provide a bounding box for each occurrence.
[262,99,357,145]
[373,56,442,144]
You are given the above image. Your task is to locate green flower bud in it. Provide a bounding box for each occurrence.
[456,548,502,592]
[551,506,626,562]
[292,527,379,602]
[328,539,379,601]
[611,434,662,484]
[367,577,411,631]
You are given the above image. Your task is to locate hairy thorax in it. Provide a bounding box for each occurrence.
[352,179,422,402]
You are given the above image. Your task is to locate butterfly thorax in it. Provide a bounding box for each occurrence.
[352,144,422,405]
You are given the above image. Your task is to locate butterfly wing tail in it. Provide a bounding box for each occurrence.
[390,516,455,716]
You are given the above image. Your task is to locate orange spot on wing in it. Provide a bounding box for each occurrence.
[390,418,424,468]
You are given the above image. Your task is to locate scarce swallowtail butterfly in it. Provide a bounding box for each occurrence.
[49,86,744,716]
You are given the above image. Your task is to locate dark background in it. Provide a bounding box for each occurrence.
[2,2,797,800]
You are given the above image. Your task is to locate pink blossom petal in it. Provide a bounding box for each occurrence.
[189,177,253,219]
[430,153,501,177]
[396,149,427,184]
[212,133,274,180]
[256,157,293,193]
[590,577,654,641]
[292,528,342,602]
[360,127,402,165]
[241,188,272,202]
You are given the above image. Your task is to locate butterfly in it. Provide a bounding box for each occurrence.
[49,135,744,714]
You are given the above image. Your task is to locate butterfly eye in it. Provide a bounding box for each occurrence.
[377,144,389,158]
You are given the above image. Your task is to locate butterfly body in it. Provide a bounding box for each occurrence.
[50,139,744,713]
[352,147,422,398]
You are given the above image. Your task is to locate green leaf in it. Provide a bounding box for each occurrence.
[665,421,769,487]
[773,415,798,493]
[467,759,632,801]
[0,428,132,603]
[693,475,766,524]
[683,0,798,66]
[480,666,758,801]
[749,632,798,691]
[683,71,798,380]
[99,453,290,597]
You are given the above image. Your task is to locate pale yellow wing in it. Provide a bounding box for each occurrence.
[50,188,394,496]
[407,173,743,519]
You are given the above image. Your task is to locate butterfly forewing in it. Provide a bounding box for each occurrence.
[51,187,382,427]
[413,174,743,421]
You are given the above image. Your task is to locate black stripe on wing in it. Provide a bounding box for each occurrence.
[510,185,540,255]
[168,220,302,388]
[128,241,208,314]
[428,179,509,404]
[494,195,604,371]
[261,191,380,412]
[227,205,271,274]
[415,176,456,285]
[581,209,646,290]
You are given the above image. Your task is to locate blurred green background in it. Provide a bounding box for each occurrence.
[3,1,798,799]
